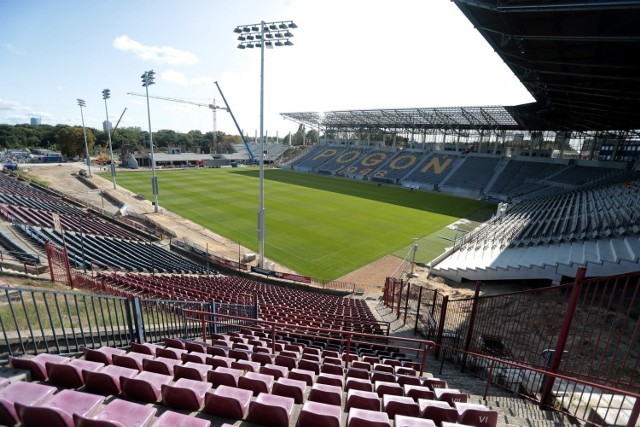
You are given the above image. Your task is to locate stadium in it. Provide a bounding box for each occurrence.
[0,1,639,427]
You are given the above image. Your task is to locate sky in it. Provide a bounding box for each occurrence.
[0,0,535,139]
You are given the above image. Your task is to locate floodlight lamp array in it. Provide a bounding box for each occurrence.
[234,21,296,49]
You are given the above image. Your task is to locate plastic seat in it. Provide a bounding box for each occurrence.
[247,393,294,427]
[371,371,396,384]
[320,362,344,376]
[142,357,182,376]
[238,371,274,396]
[346,389,381,411]
[252,352,275,366]
[455,402,498,427]
[164,337,188,350]
[15,389,103,427]
[82,364,137,395]
[130,342,163,356]
[153,410,211,427]
[423,378,448,390]
[155,347,187,360]
[206,355,235,369]
[404,384,435,401]
[308,382,342,406]
[185,341,210,354]
[346,377,374,392]
[383,394,420,418]
[9,354,70,381]
[260,364,288,379]
[298,400,342,427]
[161,377,211,410]
[316,372,344,389]
[435,388,467,406]
[419,399,458,425]
[112,352,153,372]
[207,366,243,388]
[207,345,230,357]
[204,385,252,420]
[274,355,297,370]
[120,371,172,402]
[46,359,103,388]
[373,363,394,373]
[375,380,404,397]
[347,407,391,427]
[83,347,126,365]
[232,359,261,373]
[174,361,211,381]
[0,381,56,426]
[272,377,306,404]
[181,351,208,364]
[73,398,156,427]
[397,374,422,387]
[287,367,315,386]
[394,414,436,427]
[229,348,252,361]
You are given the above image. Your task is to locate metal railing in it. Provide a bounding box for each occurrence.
[438,344,640,427]
[0,286,258,362]
[383,268,640,426]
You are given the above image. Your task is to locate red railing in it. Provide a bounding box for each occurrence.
[438,344,640,427]
[183,308,436,377]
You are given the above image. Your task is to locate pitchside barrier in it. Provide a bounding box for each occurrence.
[383,268,640,425]
[0,283,258,362]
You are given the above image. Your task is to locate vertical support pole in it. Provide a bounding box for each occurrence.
[540,266,586,406]
[390,279,396,309]
[130,297,145,344]
[403,282,411,325]
[124,297,135,344]
[396,280,403,319]
[461,281,482,373]
[414,286,424,334]
[212,301,218,336]
[627,399,640,427]
[435,295,449,359]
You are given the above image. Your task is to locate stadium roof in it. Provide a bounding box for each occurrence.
[283,1,640,133]
[453,0,640,131]
[281,106,520,133]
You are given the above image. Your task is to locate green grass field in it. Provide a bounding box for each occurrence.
[108,168,494,280]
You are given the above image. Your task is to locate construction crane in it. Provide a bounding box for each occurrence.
[214,81,256,163]
[127,92,228,154]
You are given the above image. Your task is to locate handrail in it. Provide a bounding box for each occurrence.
[438,344,640,427]
[183,308,435,376]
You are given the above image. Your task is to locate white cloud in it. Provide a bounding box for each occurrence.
[161,70,213,88]
[113,35,199,65]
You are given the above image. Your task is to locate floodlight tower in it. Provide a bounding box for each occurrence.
[102,89,116,189]
[141,70,159,213]
[77,99,92,177]
[233,19,297,268]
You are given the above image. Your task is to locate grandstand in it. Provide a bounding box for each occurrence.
[1,1,639,426]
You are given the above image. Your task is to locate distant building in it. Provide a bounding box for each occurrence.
[30,117,41,126]
[103,120,112,132]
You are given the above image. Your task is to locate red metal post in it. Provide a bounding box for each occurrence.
[414,286,424,334]
[540,266,586,407]
[435,295,449,359]
[396,280,403,319]
[390,279,396,308]
[461,281,482,373]
[201,312,207,343]
[403,282,411,325]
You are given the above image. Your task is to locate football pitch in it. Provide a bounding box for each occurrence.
[110,168,495,280]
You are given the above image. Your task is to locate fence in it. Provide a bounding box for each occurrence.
[383,267,640,426]
[0,285,258,362]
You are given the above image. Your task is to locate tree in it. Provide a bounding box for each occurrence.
[56,126,95,157]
